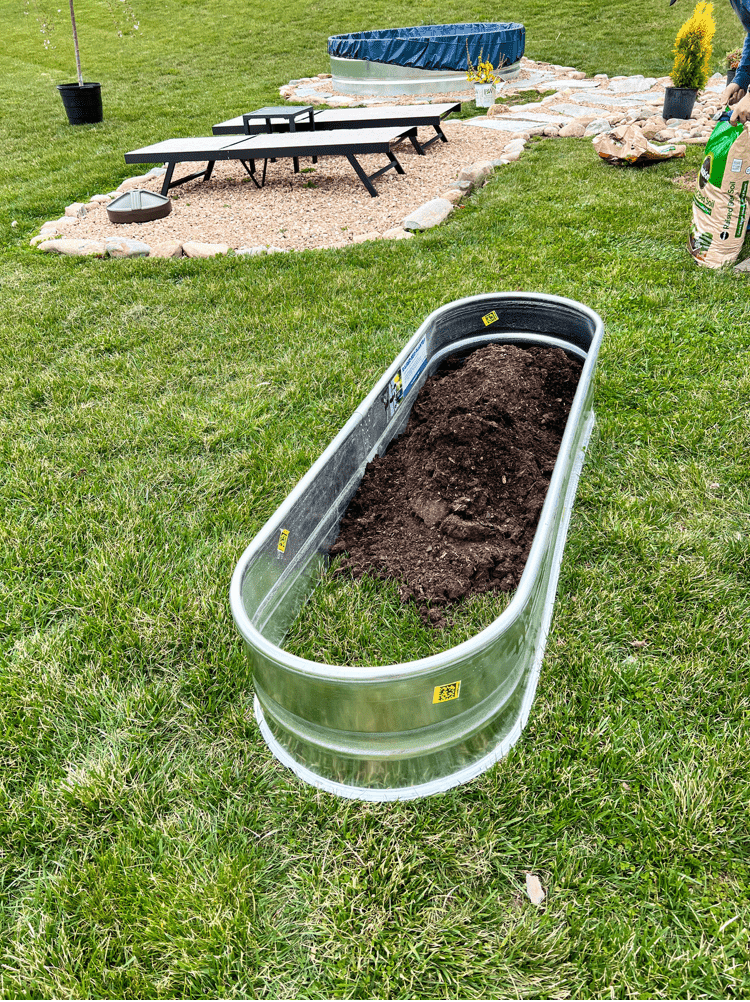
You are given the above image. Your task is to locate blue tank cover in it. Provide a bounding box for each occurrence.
[328,22,525,73]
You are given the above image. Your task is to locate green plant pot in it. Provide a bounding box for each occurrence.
[662,86,697,121]
[57,82,103,125]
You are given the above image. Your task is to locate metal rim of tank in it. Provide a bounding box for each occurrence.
[230,293,604,801]
[329,56,521,97]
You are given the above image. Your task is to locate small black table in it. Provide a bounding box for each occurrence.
[242,105,315,173]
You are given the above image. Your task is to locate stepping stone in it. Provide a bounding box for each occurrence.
[503,100,564,113]
[549,102,612,118]
[608,75,657,93]
[503,111,572,124]
[546,78,600,90]
[583,92,655,107]
[509,72,556,87]
[465,118,547,133]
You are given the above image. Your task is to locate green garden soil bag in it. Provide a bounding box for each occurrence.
[690,111,750,268]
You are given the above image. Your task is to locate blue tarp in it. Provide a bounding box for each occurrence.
[328,23,525,73]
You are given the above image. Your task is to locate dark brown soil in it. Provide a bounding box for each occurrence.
[330,343,583,627]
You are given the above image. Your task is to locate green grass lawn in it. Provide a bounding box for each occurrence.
[2,1,750,998]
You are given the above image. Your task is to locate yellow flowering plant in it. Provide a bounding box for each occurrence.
[466,44,501,85]
[671,1,715,90]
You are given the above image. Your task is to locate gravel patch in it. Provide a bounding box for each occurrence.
[71,122,514,253]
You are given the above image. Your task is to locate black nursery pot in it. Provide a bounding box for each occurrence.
[727,68,737,86]
[662,86,697,121]
[57,82,103,125]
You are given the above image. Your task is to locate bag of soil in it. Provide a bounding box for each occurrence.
[689,110,750,268]
[592,124,686,165]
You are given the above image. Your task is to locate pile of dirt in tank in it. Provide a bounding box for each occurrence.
[329,342,583,627]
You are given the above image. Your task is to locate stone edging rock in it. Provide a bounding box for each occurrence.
[29,149,525,253]
[29,167,290,260]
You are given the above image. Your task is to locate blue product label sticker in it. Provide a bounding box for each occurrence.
[400,335,427,395]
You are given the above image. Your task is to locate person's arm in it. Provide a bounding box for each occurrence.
[732,29,750,92]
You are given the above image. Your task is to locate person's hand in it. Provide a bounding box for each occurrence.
[729,91,750,123]
[722,82,745,108]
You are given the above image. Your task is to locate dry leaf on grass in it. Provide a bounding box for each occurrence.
[525,873,546,905]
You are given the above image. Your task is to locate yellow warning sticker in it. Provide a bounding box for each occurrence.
[481,310,498,327]
[433,680,461,704]
[277,529,290,553]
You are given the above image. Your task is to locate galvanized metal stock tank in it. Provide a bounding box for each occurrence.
[230,294,604,801]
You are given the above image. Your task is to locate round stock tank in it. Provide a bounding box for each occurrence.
[230,294,603,801]
[328,23,525,96]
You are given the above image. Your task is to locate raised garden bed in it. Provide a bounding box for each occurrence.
[229,293,604,801]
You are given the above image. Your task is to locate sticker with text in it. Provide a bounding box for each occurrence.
[386,371,403,417]
[481,310,498,327]
[400,335,427,394]
[433,679,461,704]
[277,529,290,553]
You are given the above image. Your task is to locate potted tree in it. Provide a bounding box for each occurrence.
[663,0,715,120]
[26,0,139,125]
[726,47,742,86]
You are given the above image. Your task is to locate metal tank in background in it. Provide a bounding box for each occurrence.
[328,22,524,96]
[230,293,604,801]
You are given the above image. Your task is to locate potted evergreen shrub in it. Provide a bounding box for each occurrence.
[26,0,139,124]
[663,0,715,120]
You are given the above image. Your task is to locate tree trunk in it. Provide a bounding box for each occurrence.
[69,0,83,86]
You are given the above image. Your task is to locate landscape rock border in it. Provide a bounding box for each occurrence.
[30,151,520,255]
[29,57,750,270]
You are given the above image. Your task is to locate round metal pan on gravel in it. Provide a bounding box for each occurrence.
[107,189,171,224]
